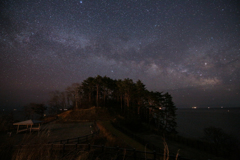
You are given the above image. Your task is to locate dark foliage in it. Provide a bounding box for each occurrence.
[24,103,46,119]
[203,126,240,158]
[46,75,178,133]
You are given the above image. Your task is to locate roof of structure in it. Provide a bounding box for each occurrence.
[13,119,42,125]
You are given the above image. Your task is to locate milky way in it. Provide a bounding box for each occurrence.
[0,0,240,109]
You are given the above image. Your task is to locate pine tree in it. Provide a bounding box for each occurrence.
[162,92,177,133]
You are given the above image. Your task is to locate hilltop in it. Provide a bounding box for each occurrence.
[56,107,113,122]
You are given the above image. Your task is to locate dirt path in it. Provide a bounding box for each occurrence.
[1,122,94,145]
[42,122,93,142]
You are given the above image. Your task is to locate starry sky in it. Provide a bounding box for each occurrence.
[0,0,240,109]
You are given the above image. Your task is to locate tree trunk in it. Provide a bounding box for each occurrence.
[96,85,99,107]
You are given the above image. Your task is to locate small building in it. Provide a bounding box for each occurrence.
[13,119,42,133]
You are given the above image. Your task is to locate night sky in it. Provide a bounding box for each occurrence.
[1,0,240,109]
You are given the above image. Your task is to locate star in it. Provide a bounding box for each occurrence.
[0,0,239,109]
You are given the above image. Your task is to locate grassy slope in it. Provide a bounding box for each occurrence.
[1,108,228,160]
[139,134,224,160]
[59,107,113,122]
[102,120,222,160]
[60,108,148,150]
[100,121,151,152]
[61,108,224,160]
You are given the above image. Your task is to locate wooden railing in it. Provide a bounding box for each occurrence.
[13,121,191,160]
[48,133,96,144]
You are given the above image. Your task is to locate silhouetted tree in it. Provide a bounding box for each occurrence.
[31,103,46,119]
[204,126,239,157]
[161,93,177,133]
[146,91,163,125]
[82,77,95,105]
[102,76,116,107]
[24,104,35,120]
[204,126,230,145]
[65,83,81,109]
[135,80,147,114]
[24,103,46,119]
[94,75,103,107]
[122,78,135,108]
[48,91,61,114]
[116,79,124,110]
[60,91,67,111]
[46,76,178,133]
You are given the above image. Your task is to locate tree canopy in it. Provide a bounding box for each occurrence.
[47,75,177,133]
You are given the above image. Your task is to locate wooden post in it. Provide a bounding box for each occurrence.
[153,150,156,160]
[17,125,19,133]
[62,143,65,157]
[133,148,136,160]
[50,143,53,157]
[88,143,91,151]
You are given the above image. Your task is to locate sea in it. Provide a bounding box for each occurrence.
[176,108,240,141]
[0,110,42,122]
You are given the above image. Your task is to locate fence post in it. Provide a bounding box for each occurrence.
[102,145,105,152]
[62,143,65,157]
[88,143,91,151]
[133,148,136,160]
[86,135,88,141]
[153,150,156,160]
[50,144,53,157]
[78,137,80,144]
